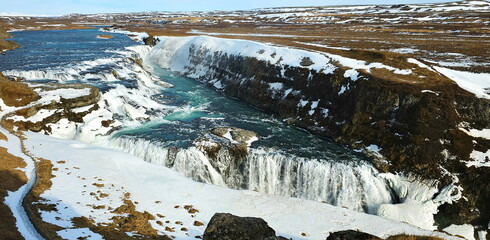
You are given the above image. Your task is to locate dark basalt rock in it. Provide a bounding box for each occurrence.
[326,230,381,240]
[143,36,160,47]
[203,213,285,240]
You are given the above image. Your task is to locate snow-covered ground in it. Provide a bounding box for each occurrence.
[23,131,459,240]
[434,66,490,100]
[0,100,45,240]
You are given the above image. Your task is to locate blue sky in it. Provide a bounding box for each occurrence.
[4,0,459,16]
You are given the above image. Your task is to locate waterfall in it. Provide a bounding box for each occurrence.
[247,149,393,213]
[100,136,394,214]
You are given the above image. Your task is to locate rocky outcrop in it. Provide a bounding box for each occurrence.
[2,83,104,133]
[194,127,257,187]
[203,213,285,240]
[326,230,381,240]
[154,40,490,229]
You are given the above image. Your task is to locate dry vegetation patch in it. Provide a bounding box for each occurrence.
[385,235,444,240]
[0,73,40,107]
[24,158,65,240]
[0,26,19,52]
[0,131,7,141]
[0,146,28,239]
[73,192,171,240]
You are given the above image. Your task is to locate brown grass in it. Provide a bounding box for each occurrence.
[0,146,28,239]
[0,73,40,107]
[386,235,444,240]
[1,18,101,32]
[72,192,171,240]
[0,132,7,141]
[24,158,64,240]
[0,26,19,52]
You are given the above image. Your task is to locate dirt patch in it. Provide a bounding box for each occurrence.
[73,192,171,240]
[0,146,28,239]
[0,131,7,141]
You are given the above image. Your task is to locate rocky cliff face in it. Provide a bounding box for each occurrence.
[149,37,490,230]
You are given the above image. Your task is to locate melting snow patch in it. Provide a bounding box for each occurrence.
[283,88,293,99]
[460,128,490,140]
[268,82,284,91]
[8,109,57,123]
[421,90,440,96]
[344,69,359,81]
[322,108,330,117]
[408,58,432,70]
[298,99,309,108]
[443,224,475,240]
[394,69,413,75]
[467,150,490,168]
[434,66,490,99]
[310,100,319,109]
[38,88,92,101]
[339,85,347,95]
[366,144,381,152]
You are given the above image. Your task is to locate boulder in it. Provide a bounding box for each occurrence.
[326,230,381,240]
[203,213,284,240]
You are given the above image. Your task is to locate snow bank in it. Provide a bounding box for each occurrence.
[150,35,337,75]
[149,35,414,80]
[443,224,475,240]
[377,173,462,230]
[100,27,149,43]
[434,66,490,99]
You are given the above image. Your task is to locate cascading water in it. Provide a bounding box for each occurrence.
[99,135,394,214]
